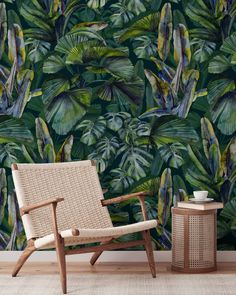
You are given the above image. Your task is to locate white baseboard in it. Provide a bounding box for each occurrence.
[1,251,236,263]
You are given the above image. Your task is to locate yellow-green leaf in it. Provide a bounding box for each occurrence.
[56,135,74,162]
[173,24,191,67]
[35,117,55,163]
[0,3,7,59]
[157,3,172,61]
[8,24,25,69]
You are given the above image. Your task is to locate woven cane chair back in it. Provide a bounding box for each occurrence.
[12,161,113,240]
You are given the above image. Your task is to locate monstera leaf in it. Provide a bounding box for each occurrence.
[159,143,187,168]
[117,144,153,180]
[158,3,172,61]
[87,0,108,9]
[109,168,135,193]
[93,136,120,160]
[76,116,107,146]
[26,39,51,63]
[105,112,130,132]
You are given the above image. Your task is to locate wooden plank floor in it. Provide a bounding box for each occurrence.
[1,262,236,275]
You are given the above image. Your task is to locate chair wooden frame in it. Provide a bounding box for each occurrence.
[12,192,156,294]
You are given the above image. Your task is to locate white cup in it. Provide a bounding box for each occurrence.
[193,190,208,201]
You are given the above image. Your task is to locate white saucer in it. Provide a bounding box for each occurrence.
[189,198,214,203]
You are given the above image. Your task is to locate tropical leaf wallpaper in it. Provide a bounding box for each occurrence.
[0,0,236,251]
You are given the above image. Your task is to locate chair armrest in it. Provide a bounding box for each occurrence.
[20,197,64,216]
[101,191,151,206]
[101,191,152,221]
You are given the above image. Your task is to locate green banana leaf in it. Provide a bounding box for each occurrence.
[220,199,236,220]
[118,12,160,42]
[8,24,25,69]
[55,33,105,55]
[44,87,92,135]
[35,117,55,163]
[5,59,17,99]
[98,76,144,106]
[211,90,236,136]
[158,3,172,61]
[0,116,33,144]
[207,78,235,106]
[0,168,7,224]
[157,168,172,227]
[144,69,170,108]
[0,143,22,167]
[177,69,199,118]
[66,44,127,63]
[185,169,218,196]
[56,135,74,162]
[42,78,70,105]
[131,177,160,195]
[187,145,209,177]
[221,137,236,179]
[201,117,220,160]
[43,55,65,74]
[185,3,218,32]
[11,69,34,118]
[151,117,199,146]
[217,219,231,239]
[220,32,236,54]
[20,1,54,34]
[0,3,7,59]
[71,21,108,32]
[208,55,231,73]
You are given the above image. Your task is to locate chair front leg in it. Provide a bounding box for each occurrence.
[51,203,67,294]
[142,230,156,278]
[12,239,35,277]
[90,238,113,265]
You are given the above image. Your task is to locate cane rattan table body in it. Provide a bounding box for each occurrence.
[171,207,217,273]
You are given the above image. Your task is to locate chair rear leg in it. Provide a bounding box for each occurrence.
[12,240,35,277]
[55,236,67,294]
[90,238,113,265]
[142,230,156,278]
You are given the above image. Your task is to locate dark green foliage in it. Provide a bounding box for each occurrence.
[0,0,235,250]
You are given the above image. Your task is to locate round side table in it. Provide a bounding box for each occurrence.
[171,207,217,273]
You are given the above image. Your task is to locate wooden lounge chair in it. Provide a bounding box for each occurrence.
[11,160,157,294]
